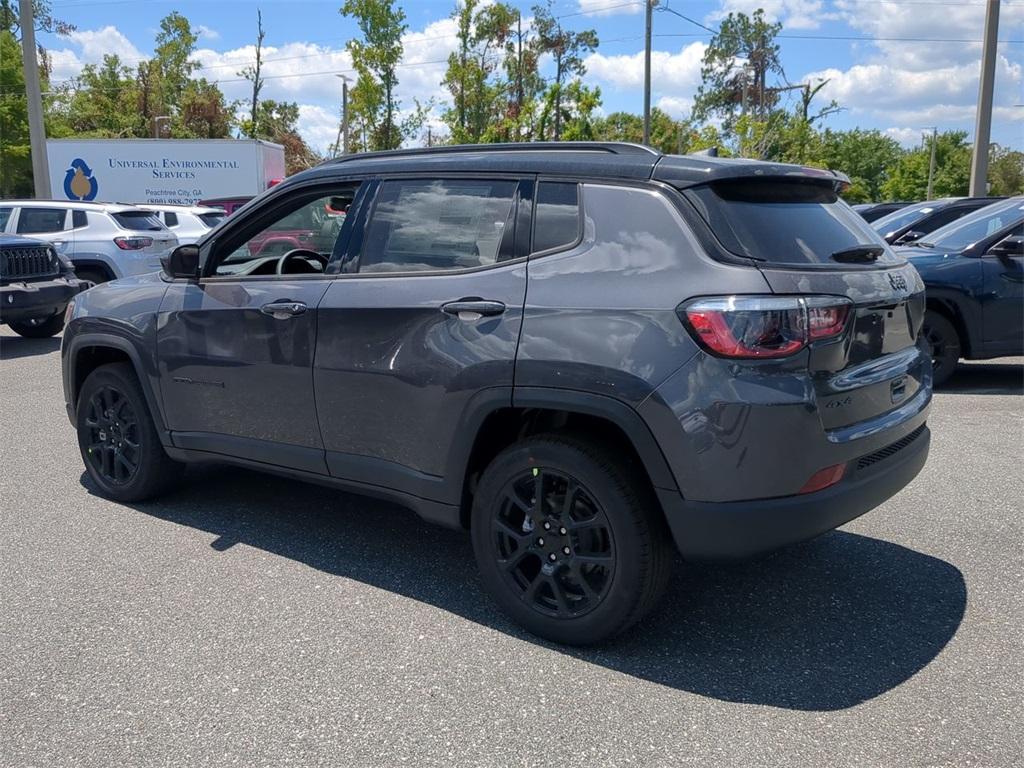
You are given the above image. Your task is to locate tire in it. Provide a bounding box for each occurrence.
[8,312,65,338]
[76,362,184,502]
[75,267,108,286]
[922,310,961,386]
[471,434,672,645]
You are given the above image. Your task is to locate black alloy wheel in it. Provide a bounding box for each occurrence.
[492,467,616,618]
[83,384,141,486]
[76,362,184,502]
[472,435,672,645]
[922,310,961,386]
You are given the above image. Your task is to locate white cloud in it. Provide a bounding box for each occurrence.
[585,41,706,93]
[196,25,220,42]
[712,0,837,31]
[883,127,928,149]
[297,104,342,154]
[47,25,147,83]
[577,0,643,16]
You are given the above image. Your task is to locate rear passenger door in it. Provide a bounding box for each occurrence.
[314,176,530,502]
[14,207,71,253]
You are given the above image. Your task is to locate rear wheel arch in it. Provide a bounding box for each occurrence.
[456,389,679,530]
[71,259,116,284]
[925,297,971,357]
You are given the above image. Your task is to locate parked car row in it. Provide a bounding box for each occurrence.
[0,200,233,337]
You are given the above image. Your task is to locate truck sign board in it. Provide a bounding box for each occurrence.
[46,139,286,206]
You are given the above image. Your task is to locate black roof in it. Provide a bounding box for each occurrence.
[297,142,849,189]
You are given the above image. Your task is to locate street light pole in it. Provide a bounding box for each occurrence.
[643,0,654,145]
[969,0,1000,196]
[18,0,51,198]
[925,127,938,201]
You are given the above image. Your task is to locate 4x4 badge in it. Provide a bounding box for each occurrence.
[888,272,908,292]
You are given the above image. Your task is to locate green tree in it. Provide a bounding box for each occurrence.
[594,108,679,153]
[987,145,1024,195]
[499,6,542,141]
[532,0,597,141]
[693,9,784,132]
[153,11,199,119]
[554,80,600,141]
[248,99,320,174]
[0,29,31,197]
[819,128,902,202]
[47,54,141,137]
[881,130,971,201]
[179,79,233,138]
[441,0,515,144]
[341,0,424,150]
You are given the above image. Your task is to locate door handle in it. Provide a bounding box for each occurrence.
[260,301,307,319]
[440,299,506,320]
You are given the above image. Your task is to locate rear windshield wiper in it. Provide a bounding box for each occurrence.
[831,245,884,263]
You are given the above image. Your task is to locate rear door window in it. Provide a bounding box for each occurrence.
[164,212,179,227]
[358,179,517,273]
[684,180,899,265]
[0,207,12,231]
[16,208,67,234]
[72,210,88,228]
[533,182,580,254]
[111,211,164,231]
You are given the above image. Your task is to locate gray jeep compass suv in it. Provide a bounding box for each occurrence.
[61,143,932,644]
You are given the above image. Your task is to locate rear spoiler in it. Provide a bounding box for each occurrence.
[653,154,851,193]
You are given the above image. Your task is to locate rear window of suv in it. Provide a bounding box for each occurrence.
[685,179,899,265]
[111,211,164,231]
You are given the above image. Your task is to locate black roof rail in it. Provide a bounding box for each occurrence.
[322,141,662,165]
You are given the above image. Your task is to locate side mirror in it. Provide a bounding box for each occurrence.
[986,235,1024,259]
[894,229,925,245]
[161,244,200,279]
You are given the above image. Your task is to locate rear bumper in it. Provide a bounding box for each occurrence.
[0,276,90,323]
[657,424,929,560]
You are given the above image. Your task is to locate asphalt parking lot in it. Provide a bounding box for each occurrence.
[1,326,1021,768]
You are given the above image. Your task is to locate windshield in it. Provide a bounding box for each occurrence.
[920,197,1024,252]
[872,198,956,236]
[685,179,900,265]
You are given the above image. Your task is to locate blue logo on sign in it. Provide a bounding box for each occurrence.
[63,158,99,201]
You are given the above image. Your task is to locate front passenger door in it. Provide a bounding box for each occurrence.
[157,183,363,473]
[981,224,1024,354]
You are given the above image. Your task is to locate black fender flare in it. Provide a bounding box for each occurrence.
[64,332,170,445]
[511,387,679,491]
[69,259,116,282]
[441,386,679,510]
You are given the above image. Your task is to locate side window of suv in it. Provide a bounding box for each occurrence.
[212,186,359,277]
[72,210,88,228]
[357,178,517,273]
[0,206,12,231]
[17,208,67,234]
[533,182,580,254]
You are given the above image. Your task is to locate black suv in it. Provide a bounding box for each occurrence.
[61,143,932,644]
[1,235,89,337]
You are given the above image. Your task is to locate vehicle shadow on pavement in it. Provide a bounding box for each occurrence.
[93,465,967,713]
[939,361,1023,395]
[0,335,62,360]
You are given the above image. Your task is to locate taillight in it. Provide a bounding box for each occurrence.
[114,236,153,250]
[679,296,851,359]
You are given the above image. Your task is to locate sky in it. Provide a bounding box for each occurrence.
[37,0,1024,153]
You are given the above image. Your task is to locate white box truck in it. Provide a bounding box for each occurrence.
[46,138,286,206]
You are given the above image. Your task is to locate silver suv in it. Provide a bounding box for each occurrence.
[0,201,178,285]
[141,204,226,245]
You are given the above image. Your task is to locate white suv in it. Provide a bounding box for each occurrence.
[0,201,178,284]
[140,204,226,245]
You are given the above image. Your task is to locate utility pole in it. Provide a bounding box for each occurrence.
[643,0,654,145]
[19,0,51,198]
[332,74,351,156]
[970,0,1000,196]
[926,127,938,201]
